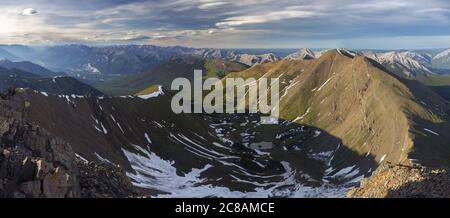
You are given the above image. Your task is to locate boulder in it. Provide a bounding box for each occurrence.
[19,180,41,198]
[42,167,73,198]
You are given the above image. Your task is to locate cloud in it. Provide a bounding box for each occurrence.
[198,2,230,10]
[216,10,316,27]
[0,0,449,48]
[343,1,411,11]
[122,35,151,41]
[415,8,450,13]
[22,8,38,16]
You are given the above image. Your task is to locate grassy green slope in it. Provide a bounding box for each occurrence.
[96,57,248,96]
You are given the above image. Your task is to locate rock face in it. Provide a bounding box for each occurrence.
[0,91,79,197]
[347,163,450,198]
[0,91,139,198]
[0,106,80,197]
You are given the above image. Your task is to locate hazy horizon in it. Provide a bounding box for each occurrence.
[0,43,449,51]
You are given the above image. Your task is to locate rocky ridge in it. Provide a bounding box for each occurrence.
[0,93,79,197]
[347,163,450,198]
[0,90,138,198]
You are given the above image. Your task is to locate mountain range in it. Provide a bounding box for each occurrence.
[1,45,450,198]
[0,45,278,76]
[284,48,450,77]
[2,44,449,79]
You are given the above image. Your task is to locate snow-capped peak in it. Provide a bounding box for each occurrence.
[365,50,434,77]
[285,48,316,60]
[433,48,450,60]
[230,53,280,66]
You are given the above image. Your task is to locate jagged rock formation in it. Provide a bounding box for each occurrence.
[0,91,139,198]
[0,93,79,197]
[347,163,450,198]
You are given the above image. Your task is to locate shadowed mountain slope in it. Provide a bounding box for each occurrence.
[0,59,60,77]
[0,88,376,197]
[0,67,103,96]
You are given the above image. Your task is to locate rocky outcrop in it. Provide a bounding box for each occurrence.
[76,158,142,198]
[0,91,79,197]
[0,118,80,198]
[347,163,450,198]
[0,91,140,198]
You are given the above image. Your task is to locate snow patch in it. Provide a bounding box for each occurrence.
[75,153,88,164]
[122,144,355,198]
[380,154,387,163]
[313,130,321,137]
[315,75,335,92]
[144,133,152,144]
[138,86,164,99]
[293,107,311,122]
[94,152,113,164]
[424,128,440,136]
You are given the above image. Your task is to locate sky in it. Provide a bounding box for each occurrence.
[0,0,450,49]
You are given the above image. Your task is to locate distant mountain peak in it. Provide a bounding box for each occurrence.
[434,48,450,60]
[364,50,434,77]
[0,48,20,61]
[230,53,280,66]
[285,48,316,60]
[0,59,59,77]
